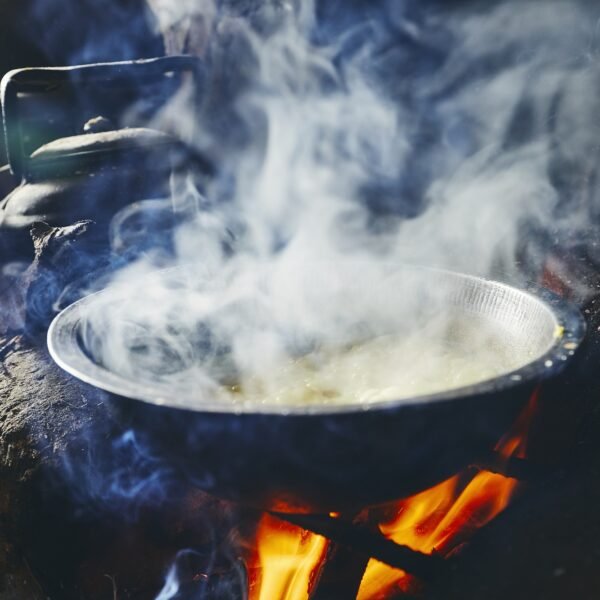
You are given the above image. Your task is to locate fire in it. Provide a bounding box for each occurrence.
[358,390,538,599]
[248,513,329,600]
[249,391,538,600]
[356,471,518,598]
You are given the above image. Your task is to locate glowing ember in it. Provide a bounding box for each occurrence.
[249,391,538,600]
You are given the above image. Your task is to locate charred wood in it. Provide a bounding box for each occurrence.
[272,512,445,583]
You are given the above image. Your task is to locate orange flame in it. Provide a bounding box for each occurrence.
[249,390,538,600]
[248,513,329,600]
[358,389,538,599]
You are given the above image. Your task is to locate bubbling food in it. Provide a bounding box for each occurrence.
[215,318,520,408]
[52,265,564,415]
[78,266,549,410]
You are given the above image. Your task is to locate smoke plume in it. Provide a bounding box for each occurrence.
[74,0,599,410]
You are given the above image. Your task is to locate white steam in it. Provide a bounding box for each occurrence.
[79,0,598,409]
[146,0,217,55]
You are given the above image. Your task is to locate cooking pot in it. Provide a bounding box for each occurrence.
[47,263,585,513]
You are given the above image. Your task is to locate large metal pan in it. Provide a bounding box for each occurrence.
[47,263,585,513]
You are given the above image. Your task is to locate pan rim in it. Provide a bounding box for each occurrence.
[46,265,586,416]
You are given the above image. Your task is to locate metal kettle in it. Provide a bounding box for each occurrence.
[0,56,207,260]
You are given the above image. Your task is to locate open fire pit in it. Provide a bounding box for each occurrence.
[2,1,600,599]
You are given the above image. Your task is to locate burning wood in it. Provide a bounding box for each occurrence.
[247,393,538,600]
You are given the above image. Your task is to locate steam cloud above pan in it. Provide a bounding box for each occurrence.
[63,0,596,407]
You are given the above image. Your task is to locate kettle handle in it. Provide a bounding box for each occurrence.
[1,55,203,181]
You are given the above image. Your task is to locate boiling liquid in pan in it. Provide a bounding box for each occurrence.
[87,285,538,409]
[217,317,521,408]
